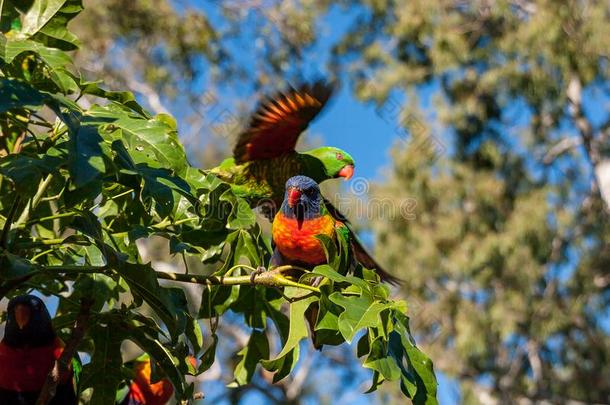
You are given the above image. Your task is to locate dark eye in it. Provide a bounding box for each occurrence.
[336,153,344,160]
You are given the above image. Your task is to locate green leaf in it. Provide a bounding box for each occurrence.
[110,140,192,218]
[219,189,256,230]
[363,336,402,382]
[0,78,47,111]
[80,81,149,117]
[259,345,300,384]
[391,313,438,404]
[198,333,218,373]
[185,315,203,354]
[261,288,316,380]
[30,0,82,50]
[68,125,106,187]
[70,273,117,312]
[114,262,188,339]
[262,296,290,343]
[129,327,189,399]
[311,264,370,290]
[18,0,67,38]
[234,329,269,385]
[94,105,188,175]
[1,38,71,66]
[199,284,238,318]
[0,154,45,196]
[329,292,391,343]
[0,252,39,281]
[235,229,261,266]
[81,322,125,405]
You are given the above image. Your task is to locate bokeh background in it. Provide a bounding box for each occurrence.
[51,1,609,403]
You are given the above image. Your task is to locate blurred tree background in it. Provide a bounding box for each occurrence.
[68,0,609,403]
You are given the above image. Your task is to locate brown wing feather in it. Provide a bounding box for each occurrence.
[324,198,402,286]
[233,81,334,163]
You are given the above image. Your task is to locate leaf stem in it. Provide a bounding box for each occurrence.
[24,211,77,227]
[1,195,21,249]
[14,174,55,228]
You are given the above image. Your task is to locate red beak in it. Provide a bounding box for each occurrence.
[338,164,354,180]
[287,188,302,208]
[14,304,30,330]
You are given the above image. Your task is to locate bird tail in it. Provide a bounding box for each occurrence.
[351,237,403,286]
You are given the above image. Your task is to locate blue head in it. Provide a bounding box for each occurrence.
[281,175,322,220]
[3,294,56,348]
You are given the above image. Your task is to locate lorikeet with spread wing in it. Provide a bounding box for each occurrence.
[270,176,400,284]
[210,80,355,206]
[119,354,174,405]
[211,81,399,284]
[0,295,78,405]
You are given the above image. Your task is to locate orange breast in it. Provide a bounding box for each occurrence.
[272,213,336,265]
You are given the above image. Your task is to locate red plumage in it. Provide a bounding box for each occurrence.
[0,337,69,392]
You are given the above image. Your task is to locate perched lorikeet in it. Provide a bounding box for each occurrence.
[211,81,399,284]
[0,295,78,405]
[119,354,174,405]
[270,176,399,284]
[271,175,346,267]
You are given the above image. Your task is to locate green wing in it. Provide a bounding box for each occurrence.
[334,220,352,276]
[71,354,82,396]
[325,198,402,285]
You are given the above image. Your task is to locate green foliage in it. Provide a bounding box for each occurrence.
[0,3,436,404]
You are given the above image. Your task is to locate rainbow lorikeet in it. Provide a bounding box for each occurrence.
[119,354,174,405]
[269,176,399,284]
[271,175,350,269]
[0,295,78,405]
[210,80,355,207]
[211,82,399,284]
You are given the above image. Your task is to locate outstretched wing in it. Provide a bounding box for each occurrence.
[324,198,402,286]
[233,81,334,163]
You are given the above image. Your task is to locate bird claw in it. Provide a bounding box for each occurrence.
[250,266,266,284]
[310,276,324,287]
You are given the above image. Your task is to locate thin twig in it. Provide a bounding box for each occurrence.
[1,195,21,249]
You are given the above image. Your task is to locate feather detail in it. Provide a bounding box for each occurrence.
[233,81,335,162]
[272,212,336,265]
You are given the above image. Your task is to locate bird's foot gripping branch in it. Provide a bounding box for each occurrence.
[0,2,437,404]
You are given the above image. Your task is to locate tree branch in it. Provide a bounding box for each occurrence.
[542,136,581,164]
[157,266,320,294]
[566,74,609,212]
[36,298,93,405]
[39,264,321,293]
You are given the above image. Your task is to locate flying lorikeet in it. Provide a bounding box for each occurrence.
[0,295,78,405]
[119,354,174,405]
[210,80,355,205]
[211,81,399,284]
[270,175,399,284]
